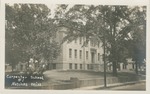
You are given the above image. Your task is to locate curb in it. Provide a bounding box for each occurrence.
[73,80,145,90]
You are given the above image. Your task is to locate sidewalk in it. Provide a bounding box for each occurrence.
[73,80,145,90]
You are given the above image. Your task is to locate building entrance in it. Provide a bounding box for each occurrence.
[91,52,95,63]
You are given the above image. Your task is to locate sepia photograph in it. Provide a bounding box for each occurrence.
[2,0,148,92]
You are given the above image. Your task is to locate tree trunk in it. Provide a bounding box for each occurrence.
[112,20,118,77]
[135,61,138,75]
[111,43,118,76]
[11,62,15,72]
[49,59,53,70]
[112,61,117,76]
[139,62,141,72]
[11,65,14,72]
[49,62,52,70]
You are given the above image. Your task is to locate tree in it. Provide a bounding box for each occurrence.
[97,6,143,76]
[5,4,61,72]
[55,5,146,76]
[130,7,146,74]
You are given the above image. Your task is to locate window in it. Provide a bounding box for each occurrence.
[69,63,72,69]
[85,41,88,47]
[20,65,23,71]
[69,49,72,58]
[75,39,77,43]
[90,40,95,47]
[138,64,141,69]
[79,50,82,59]
[75,64,77,69]
[80,64,82,69]
[53,50,57,59]
[123,64,125,69]
[125,64,127,69]
[52,64,56,69]
[132,63,135,69]
[123,64,127,69]
[98,53,100,61]
[86,51,88,59]
[79,37,82,44]
[87,64,89,69]
[75,49,77,58]
[98,42,100,48]
[90,40,93,46]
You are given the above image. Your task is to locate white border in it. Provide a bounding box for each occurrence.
[0,0,150,94]
[1,0,149,5]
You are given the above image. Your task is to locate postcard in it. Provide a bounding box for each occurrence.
[0,0,150,94]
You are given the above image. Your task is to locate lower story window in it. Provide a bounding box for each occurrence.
[52,64,56,69]
[87,64,89,69]
[69,63,72,69]
[132,63,135,69]
[123,64,127,69]
[75,64,77,69]
[80,64,82,69]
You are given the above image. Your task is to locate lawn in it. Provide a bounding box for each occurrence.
[5,70,145,89]
[42,70,145,86]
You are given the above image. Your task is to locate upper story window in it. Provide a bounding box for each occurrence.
[86,51,88,60]
[98,53,100,61]
[80,64,82,69]
[90,40,95,47]
[98,42,100,48]
[79,50,82,59]
[75,64,78,69]
[69,63,72,69]
[79,37,82,44]
[69,49,72,58]
[75,39,77,43]
[74,49,77,58]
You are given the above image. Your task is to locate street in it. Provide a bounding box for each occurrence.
[99,81,146,91]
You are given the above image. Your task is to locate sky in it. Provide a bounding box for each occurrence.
[7,3,74,18]
[46,4,74,18]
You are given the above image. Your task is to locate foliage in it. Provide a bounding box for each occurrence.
[55,5,146,76]
[5,4,61,72]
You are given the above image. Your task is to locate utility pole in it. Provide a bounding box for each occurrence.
[103,10,107,87]
[103,34,107,88]
[83,37,86,70]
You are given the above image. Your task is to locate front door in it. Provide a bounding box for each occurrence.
[91,52,95,63]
